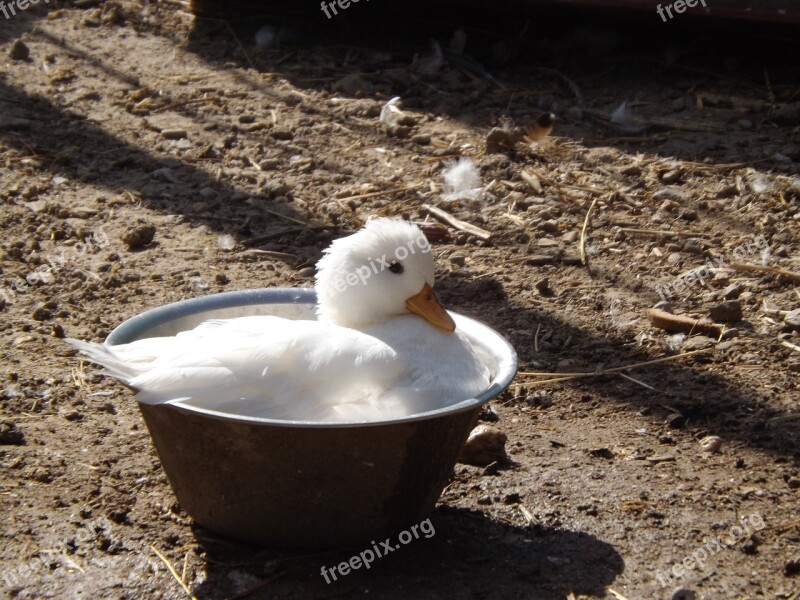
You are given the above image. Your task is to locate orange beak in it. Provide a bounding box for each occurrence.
[405,283,456,332]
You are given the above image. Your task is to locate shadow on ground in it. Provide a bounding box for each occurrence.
[192,505,624,599]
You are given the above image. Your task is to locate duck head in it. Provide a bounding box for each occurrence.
[315,218,456,332]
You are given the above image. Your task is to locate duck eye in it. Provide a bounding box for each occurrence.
[388,261,403,274]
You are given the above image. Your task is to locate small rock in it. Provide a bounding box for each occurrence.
[722,284,742,300]
[238,115,256,124]
[738,291,755,303]
[122,222,156,250]
[741,537,758,555]
[214,273,230,285]
[539,220,559,234]
[263,180,291,197]
[719,328,739,340]
[784,558,800,577]
[485,128,518,153]
[449,253,466,267]
[787,477,800,490]
[271,129,294,141]
[667,413,686,429]
[8,39,30,61]
[562,230,578,243]
[700,435,722,453]
[297,266,315,277]
[504,492,521,504]
[784,310,800,332]
[535,278,552,296]
[671,588,696,600]
[411,134,431,145]
[0,421,25,445]
[458,424,508,467]
[682,336,714,351]
[478,404,499,423]
[620,164,642,176]
[31,307,52,322]
[683,239,704,254]
[661,169,682,185]
[666,252,682,265]
[588,447,615,459]
[709,300,742,322]
[161,128,187,140]
[653,187,688,202]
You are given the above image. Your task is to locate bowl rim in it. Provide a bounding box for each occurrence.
[105,288,518,428]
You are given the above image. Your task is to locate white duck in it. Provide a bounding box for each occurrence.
[67,218,490,422]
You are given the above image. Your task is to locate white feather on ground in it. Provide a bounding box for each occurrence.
[442,158,482,201]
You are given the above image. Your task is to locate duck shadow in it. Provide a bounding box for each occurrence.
[191,505,624,599]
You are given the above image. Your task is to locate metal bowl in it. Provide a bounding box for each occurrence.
[106,288,517,549]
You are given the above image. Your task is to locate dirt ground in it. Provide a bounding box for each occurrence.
[1,2,799,599]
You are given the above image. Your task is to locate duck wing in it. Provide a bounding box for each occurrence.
[67,316,407,421]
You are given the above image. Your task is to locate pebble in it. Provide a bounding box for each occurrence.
[8,39,30,61]
[682,337,715,351]
[661,169,682,184]
[784,310,800,332]
[535,278,552,296]
[485,128,517,153]
[719,328,740,340]
[562,230,578,243]
[161,128,187,140]
[787,477,800,490]
[709,300,742,322]
[31,307,52,322]
[539,220,560,234]
[0,421,25,445]
[666,252,682,265]
[411,134,431,145]
[683,239,704,254]
[653,187,689,202]
[449,253,466,267]
[722,283,742,300]
[122,222,156,249]
[458,424,508,466]
[738,291,755,303]
[263,180,291,197]
[671,588,696,600]
[700,435,722,453]
[297,267,315,277]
